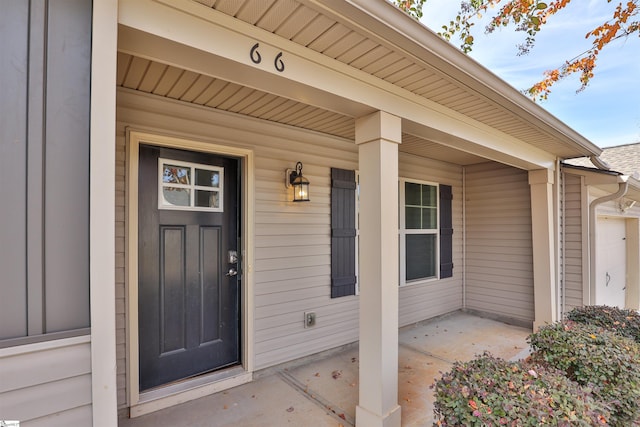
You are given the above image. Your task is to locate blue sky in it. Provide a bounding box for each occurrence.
[419,0,640,147]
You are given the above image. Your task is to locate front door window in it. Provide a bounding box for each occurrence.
[159,159,224,211]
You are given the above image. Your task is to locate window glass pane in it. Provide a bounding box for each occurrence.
[195,190,219,208]
[195,169,220,188]
[405,182,421,206]
[159,159,223,212]
[163,164,190,185]
[163,188,190,206]
[405,207,422,229]
[422,185,437,207]
[405,234,436,280]
[422,207,437,229]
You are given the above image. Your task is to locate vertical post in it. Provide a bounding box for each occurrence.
[625,219,639,310]
[355,111,401,427]
[90,0,118,425]
[529,169,557,330]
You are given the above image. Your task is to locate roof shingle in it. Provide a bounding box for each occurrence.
[565,142,640,178]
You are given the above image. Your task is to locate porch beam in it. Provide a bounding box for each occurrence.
[117,0,555,170]
[529,169,557,330]
[355,111,401,427]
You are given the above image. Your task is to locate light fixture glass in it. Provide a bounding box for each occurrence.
[288,162,310,202]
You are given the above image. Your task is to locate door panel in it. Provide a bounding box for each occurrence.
[160,225,186,354]
[596,217,626,308]
[201,226,221,344]
[139,145,240,391]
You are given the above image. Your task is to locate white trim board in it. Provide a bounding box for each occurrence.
[0,334,90,358]
[90,0,119,425]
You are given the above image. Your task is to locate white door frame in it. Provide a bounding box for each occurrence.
[126,130,255,416]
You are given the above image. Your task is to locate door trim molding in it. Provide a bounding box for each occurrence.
[126,130,255,412]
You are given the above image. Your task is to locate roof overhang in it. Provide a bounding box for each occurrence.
[118,0,602,169]
[562,163,640,202]
[302,0,602,158]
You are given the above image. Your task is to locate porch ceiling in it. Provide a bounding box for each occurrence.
[117,52,487,166]
[188,0,599,160]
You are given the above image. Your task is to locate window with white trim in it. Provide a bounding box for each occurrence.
[158,158,224,212]
[399,179,439,285]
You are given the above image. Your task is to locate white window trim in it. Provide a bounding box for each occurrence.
[399,178,440,286]
[158,158,224,212]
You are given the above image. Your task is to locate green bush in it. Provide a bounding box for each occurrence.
[529,321,640,426]
[432,352,608,426]
[566,305,640,343]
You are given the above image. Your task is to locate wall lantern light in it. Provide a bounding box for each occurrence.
[286,161,310,202]
[619,199,637,213]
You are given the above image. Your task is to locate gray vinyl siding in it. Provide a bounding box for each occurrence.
[1,0,29,339]
[465,162,535,325]
[116,140,127,407]
[0,336,92,425]
[0,0,91,342]
[398,154,464,326]
[562,173,585,312]
[115,89,465,406]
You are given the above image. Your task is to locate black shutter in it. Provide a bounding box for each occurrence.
[439,184,454,279]
[331,168,357,298]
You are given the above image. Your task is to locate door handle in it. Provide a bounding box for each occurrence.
[226,268,238,277]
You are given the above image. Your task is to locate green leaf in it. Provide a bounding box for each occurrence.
[537,2,547,9]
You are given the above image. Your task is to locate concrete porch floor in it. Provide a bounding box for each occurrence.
[119,312,531,427]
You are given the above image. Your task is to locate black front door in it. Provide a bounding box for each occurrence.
[138,144,240,391]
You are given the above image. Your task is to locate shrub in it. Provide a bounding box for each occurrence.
[566,305,640,343]
[432,352,608,426]
[529,321,640,426]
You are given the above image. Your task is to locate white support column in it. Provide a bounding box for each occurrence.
[529,169,557,330]
[90,0,118,425]
[355,111,401,427]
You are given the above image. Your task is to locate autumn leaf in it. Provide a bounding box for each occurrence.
[395,0,640,99]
